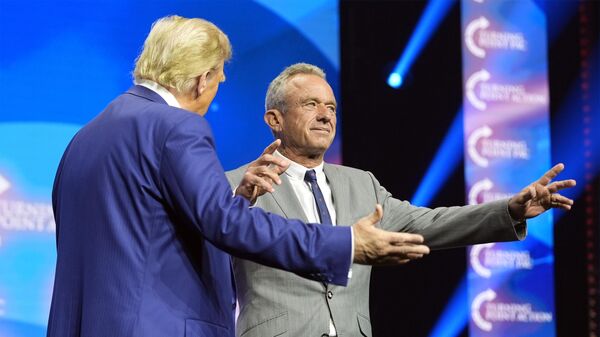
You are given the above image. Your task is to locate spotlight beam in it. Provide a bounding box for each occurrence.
[411,108,464,206]
[387,0,456,88]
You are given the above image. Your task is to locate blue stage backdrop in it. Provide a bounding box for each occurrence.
[0,1,341,335]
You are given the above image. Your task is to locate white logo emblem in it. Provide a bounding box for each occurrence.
[467,125,493,167]
[470,243,495,278]
[465,16,490,58]
[468,178,493,205]
[471,289,496,331]
[466,69,490,111]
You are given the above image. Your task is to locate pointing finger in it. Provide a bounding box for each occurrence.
[255,154,289,171]
[537,163,564,186]
[262,139,281,155]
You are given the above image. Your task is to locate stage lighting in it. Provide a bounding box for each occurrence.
[387,73,403,88]
[387,0,456,89]
[411,109,463,207]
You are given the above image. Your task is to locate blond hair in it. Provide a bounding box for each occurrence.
[134,15,232,95]
[265,63,326,112]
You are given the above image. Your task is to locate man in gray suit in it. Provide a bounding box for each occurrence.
[226,63,575,337]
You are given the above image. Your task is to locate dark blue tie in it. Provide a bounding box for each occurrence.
[304,169,332,225]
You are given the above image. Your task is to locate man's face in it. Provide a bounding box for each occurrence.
[277,74,337,157]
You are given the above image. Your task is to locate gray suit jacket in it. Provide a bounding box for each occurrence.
[227,163,526,337]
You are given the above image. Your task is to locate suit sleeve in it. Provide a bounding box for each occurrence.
[369,172,526,249]
[158,115,352,286]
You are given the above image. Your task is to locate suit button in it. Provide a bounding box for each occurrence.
[327,291,333,299]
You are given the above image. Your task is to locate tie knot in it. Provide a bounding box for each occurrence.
[304,169,318,183]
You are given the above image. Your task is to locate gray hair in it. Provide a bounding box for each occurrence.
[265,63,326,112]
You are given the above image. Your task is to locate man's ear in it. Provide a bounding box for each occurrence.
[264,109,283,133]
[195,71,209,99]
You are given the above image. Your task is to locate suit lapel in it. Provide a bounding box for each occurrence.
[266,174,309,222]
[323,164,352,291]
[323,164,351,227]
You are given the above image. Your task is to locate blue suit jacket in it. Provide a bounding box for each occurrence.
[47,86,352,337]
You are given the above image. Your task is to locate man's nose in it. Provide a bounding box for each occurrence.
[316,105,333,120]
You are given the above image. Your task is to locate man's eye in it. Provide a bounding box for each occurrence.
[327,106,336,113]
[304,101,317,109]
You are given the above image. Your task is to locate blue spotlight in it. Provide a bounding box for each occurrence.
[387,0,456,89]
[387,73,403,88]
[411,108,463,206]
[427,276,468,337]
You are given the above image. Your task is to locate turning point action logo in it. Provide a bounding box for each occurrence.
[466,69,547,111]
[470,243,533,278]
[465,16,527,58]
[468,179,512,205]
[471,289,553,332]
[467,125,530,167]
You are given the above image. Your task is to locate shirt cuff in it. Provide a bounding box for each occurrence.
[505,202,527,241]
[506,204,525,226]
[348,227,354,279]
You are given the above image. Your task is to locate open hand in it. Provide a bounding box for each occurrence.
[353,205,430,265]
[508,163,576,221]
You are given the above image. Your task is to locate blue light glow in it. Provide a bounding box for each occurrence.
[427,276,468,337]
[387,0,456,89]
[387,73,402,88]
[411,109,463,206]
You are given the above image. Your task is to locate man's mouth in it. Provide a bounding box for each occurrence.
[310,127,330,133]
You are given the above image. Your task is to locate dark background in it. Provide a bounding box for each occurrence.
[340,1,599,336]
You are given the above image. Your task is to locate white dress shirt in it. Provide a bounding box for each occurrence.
[135,79,181,108]
[277,152,337,226]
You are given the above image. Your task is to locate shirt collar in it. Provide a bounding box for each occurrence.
[274,150,324,181]
[134,79,181,108]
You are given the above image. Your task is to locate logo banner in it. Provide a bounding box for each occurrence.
[461,1,555,336]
